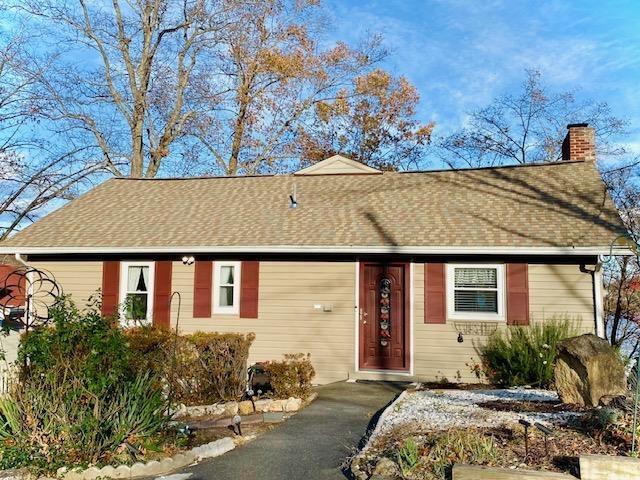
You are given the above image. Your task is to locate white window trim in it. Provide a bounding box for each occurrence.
[119,261,155,325]
[446,263,505,321]
[213,261,241,315]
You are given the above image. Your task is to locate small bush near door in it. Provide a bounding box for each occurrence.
[477,318,577,388]
[262,353,315,399]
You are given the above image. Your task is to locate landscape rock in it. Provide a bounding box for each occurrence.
[195,437,235,459]
[238,400,254,415]
[283,397,302,412]
[223,401,239,417]
[98,465,116,478]
[141,460,163,476]
[0,469,27,480]
[267,399,284,412]
[254,399,272,412]
[555,334,627,407]
[80,466,101,480]
[112,465,131,479]
[128,463,147,478]
[63,468,84,480]
[372,457,399,478]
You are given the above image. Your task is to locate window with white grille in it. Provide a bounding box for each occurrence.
[447,264,504,320]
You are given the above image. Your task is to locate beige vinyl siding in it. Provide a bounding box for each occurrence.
[28,261,103,309]
[24,259,597,385]
[413,263,595,383]
[172,261,356,384]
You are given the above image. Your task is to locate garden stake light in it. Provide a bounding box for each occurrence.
[233,414,242,436]
[519,419,531,460]
[534,422,553,456]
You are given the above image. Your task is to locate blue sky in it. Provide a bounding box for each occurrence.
[325,0,640,154]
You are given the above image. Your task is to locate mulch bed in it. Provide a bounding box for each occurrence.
[478,399,587,413]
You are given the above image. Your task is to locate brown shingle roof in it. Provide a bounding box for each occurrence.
[0,160,626,252]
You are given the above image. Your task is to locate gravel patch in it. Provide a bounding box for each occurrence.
[377,388,582,435]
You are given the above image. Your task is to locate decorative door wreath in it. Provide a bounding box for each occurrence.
[379,277,392,346]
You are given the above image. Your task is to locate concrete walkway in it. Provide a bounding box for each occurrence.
[182,381,407,480]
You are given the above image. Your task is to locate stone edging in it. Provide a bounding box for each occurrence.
[349,389,409,480]
[174,394,314,418]
[58,437,235,480]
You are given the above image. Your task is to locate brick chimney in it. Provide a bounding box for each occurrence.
[561,123,595,162]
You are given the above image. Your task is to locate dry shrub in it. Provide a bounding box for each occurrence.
[0,299,168,471]
[126,328,255,405]
[262,353,315,399]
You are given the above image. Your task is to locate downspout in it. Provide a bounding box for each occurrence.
[580,261,604,338]
[14,253,29,269]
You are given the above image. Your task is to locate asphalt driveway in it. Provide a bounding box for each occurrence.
[181,381,406,480]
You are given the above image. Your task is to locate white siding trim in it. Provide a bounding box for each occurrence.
[446,263,506,321]
[409,262,414,376]
[213,261,241,315]
[119,261,155,325]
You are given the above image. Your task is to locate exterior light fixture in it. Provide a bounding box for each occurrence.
[601,233,639,264]
[233,414,242,436]
[457,332,464,343]
[534,422,553,456]
[182,256,195,265]
[518,419,531,460]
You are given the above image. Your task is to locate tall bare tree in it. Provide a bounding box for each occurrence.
[602,162,640,356]
[436,70,628,168]
[0,28,101,238]
[16,0,235,178]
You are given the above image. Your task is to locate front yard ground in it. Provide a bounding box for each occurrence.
[351,387,633,480]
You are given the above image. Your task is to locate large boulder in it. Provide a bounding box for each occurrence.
[554,334,627,406]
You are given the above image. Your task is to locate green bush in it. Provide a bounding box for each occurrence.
[126,327,255,405]
[477,317,577,387]
[0,298,168,470]
[262,353,315,399]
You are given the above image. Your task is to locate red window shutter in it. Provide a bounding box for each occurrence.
[153,261,173,329]
[240,261,259,319]
[101,261,120,317]
[425,263,446,324]
[506,263,529,326]
[193,260,213,318]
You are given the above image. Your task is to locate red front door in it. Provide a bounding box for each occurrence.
[359,262,410,371]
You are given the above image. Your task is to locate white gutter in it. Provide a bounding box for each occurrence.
[0,245,634,256]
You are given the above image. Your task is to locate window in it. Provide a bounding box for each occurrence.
[213,261,240,314]
[120,262,154,325]
[446,264,504,321]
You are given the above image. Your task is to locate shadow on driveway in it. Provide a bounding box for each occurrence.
[186,381,407,480]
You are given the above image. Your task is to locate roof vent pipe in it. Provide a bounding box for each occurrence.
[289,184,298,209]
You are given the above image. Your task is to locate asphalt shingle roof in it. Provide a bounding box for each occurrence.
[0,160,625,250]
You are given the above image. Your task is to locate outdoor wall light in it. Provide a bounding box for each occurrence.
[181,256,195,265]
[457,332,464,343]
